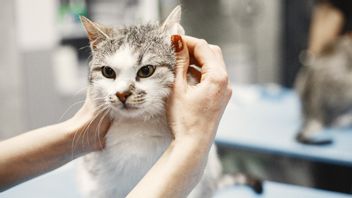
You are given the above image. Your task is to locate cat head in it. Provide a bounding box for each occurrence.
[81,6,184,119]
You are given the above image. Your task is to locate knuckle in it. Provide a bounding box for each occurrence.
[194,39,209,52]
[197,39,208,47]
[222,73,229,81]
[219,71,229,83]
[221,76,229,86]
[212,73,228,86]
[212,45,222,53]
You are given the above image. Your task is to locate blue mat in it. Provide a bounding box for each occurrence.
[3,162,351,198]
[216,85,352,166]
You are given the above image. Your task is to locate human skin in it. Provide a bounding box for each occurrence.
[0,35,232,198]
[0,97,111,191]
[308,2,343,55]
[127,35,232,198]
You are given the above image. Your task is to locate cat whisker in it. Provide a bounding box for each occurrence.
[71,104,110,159]
[70,105,108,159]
[73,87,87,97]
[80,106,105,148]
[59,96,108,123]
[130,99,145,103]
[79,45,91,51]
[96,109,111,149]
[59,100,86,122]
[81,106,110,151]
[87,54,93,61]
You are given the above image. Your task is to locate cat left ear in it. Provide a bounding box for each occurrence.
[80,16,110,50]
[161,5,185,36]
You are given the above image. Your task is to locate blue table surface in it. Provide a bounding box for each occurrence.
[215,85,352,166]
[2,162,351,198]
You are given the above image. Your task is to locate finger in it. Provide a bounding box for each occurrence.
[183,36,217,67]
[183,36,228,83]
[189,45,223,68]
[208,44,228,77]
[183,36,229,84]
[209,44,224,62]
[189,56,201,67]
[171,35,189,87]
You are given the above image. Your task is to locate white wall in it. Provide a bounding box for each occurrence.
[0,0,24,139]
[15,0,58,51]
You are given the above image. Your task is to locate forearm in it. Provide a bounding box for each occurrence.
[127,130,214,198]
[308,3,343,55]
[0,120,81,191]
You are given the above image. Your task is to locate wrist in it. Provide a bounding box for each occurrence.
[173,130,214,156]
[169,137,211,186]
[172,122,217,145]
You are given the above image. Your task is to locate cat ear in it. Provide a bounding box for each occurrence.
[80,16,110,50]
[161,5,185,36]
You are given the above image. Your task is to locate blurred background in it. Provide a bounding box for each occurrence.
[0,0,293,138]
[1,0,352,197]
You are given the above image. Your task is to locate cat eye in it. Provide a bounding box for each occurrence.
[137,65,156,78]
[101,66,116,79]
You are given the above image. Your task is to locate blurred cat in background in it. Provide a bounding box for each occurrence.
[77,6,262,198]
[296,35,352,145]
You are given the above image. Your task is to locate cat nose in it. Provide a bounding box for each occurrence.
[116,91,132,103]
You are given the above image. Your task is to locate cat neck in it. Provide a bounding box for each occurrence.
[111,111,168,125]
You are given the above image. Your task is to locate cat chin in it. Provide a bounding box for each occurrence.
[109,106,163,121]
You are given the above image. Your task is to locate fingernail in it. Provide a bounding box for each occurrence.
[171,35,183,52]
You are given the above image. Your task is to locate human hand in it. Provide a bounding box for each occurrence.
[66,94,112,155]
[127,36,231,198]
[167,35,232,149]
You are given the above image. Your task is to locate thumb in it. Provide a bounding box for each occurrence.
[171,35,189,87]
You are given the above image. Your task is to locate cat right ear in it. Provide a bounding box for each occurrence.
[161,5,185,36]
[80,16,110,50]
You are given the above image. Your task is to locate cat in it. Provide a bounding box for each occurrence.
[77,6,262,197]
[295,35,352,145]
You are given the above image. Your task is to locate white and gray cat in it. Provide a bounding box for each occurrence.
[77,6,262,197]
[296,35,352,145]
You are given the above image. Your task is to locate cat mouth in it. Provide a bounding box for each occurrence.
[120,103,140,111]
[109,102,141,112]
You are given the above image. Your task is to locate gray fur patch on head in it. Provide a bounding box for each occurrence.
[85,23,177,119]
[89,23,176,78]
